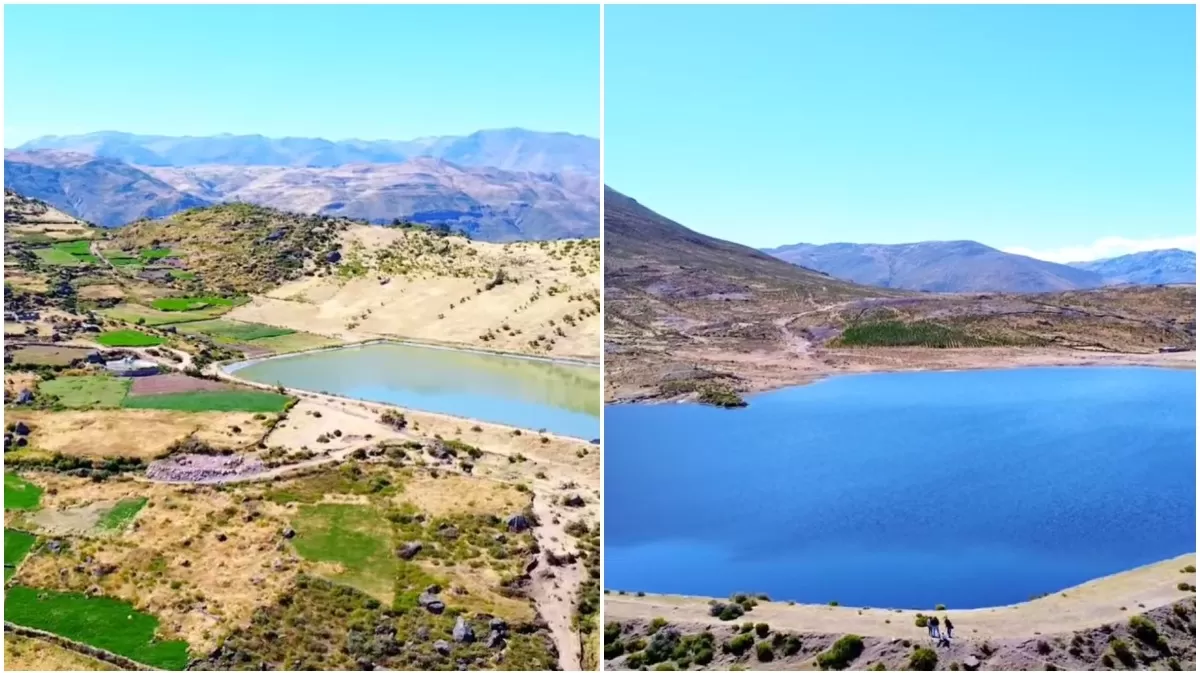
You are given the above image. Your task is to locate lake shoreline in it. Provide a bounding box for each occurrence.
[212,341,600,442]
[608,346,1195,404]
[224,336,601,374]
[605,552,1197,636]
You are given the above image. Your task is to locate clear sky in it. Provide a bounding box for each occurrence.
[4,4,599,145]
[606,5,1196,262]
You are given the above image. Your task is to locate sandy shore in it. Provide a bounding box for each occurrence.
[606,553,1197,640]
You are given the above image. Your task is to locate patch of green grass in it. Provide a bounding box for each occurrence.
[175,319,294,342]
[38,376,131,409]
[169,270,196,281]
[3,586,190,669]
[33,247,84,266]
[96,330,164,347]
[100,303,224,327]
[97,497,148,532]
[150,296,238,312]
[834,320,1023,348]
[139,248,173,261]
[5,473,43,511]
[248,331,342,353]
[291,502,398,601]
[122,389,292,413]
[5,528,37,581]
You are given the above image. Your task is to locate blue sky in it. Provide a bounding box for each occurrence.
[4,4,599,145]
[606,5,1196,262]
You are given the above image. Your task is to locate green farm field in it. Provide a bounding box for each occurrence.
[176,319,294,342]
[95,330,164,347]
[38,375,131,408]
[5,472,43,511]
[122,389,293,413]
[3,586,190,670]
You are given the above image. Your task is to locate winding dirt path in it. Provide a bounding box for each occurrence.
[606,554,1197,640]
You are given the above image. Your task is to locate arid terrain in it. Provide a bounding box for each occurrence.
[4,193,601,671]
[604,187,1196,403]
[604,556,1197,670]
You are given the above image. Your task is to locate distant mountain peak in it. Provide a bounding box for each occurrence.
[13,128,599,174]
[763,239,1106,293]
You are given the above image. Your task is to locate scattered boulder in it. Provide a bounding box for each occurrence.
[963,655,981,670]
[282,527,296,539]
[563,493,585,507]
[433,640,451,656]
[438,524,459,540]
[15,389,33,405]
[326,250,342,263]
[12,421,31,436]
[452,616,475,643]
[418,590,445,614]
[416,626,431,641]
[507,514,531,533]
[487,631,506,649]
[215,533,228,542]
[396,542,422,560]
[489,617,508,635]
[45,539,65,554]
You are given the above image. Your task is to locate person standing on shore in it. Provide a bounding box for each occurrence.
[930,615,941,639]
[944,617,954,640]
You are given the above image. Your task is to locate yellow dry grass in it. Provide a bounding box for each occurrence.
[4,273,50,292]
[4,409,271,459]
[76,283,127,300]
[14,473,302,653]
[395,471,530,518]
[5,371,40,396]
[227,225,601,359]
[3,634,118,671]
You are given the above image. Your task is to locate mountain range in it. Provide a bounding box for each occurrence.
[763,240,1195,292]
[12,128,598,174]
[3,129,600,240]
[1068,249,1196,286]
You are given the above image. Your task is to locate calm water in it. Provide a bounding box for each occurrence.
[229,342,600,438]
[606,367,1196,609]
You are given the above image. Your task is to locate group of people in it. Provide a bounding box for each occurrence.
[925,615,954,647]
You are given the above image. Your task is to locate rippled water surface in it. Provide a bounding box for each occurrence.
[606,367,1196,608]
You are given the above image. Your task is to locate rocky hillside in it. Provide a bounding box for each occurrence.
[763,240,1106,293]
[605,598,1197,671]
[14,128,599,174]
[1070,249,1196,286]
[4,189,88,226]
[4,151,211,227]
[110,203,351,293]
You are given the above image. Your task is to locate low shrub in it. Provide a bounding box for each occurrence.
[817,635,864,670]
[908,647,938,671]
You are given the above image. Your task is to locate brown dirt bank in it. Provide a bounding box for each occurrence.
[606,345,1194,404]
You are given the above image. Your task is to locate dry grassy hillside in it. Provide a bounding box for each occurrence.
[228,224,602,359]
[110,203,351,293]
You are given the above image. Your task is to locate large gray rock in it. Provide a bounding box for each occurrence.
[506,514,531,533]
[418,591,445,614]
[452,616,475,643]
[396,541,422,560]
[433,640,451,656]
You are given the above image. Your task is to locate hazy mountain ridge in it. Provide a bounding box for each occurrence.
[1068,249,1196,286]
[3,150,212,227]
[13,128,599,174]
[763,240,1111,292]
[4,150,599,240]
